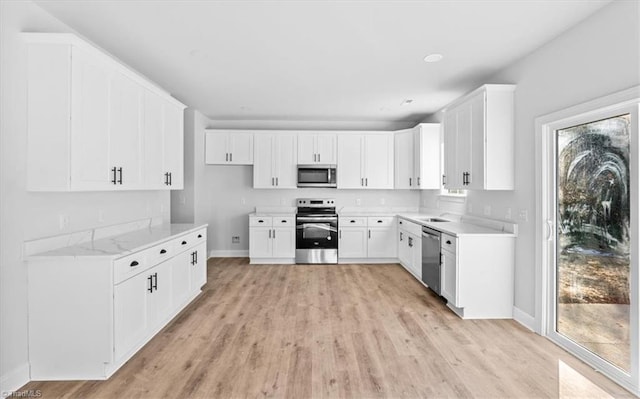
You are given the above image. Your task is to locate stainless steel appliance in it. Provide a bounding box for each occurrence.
[295,198,338,264]
[297,165,337,188]
[421,226,442,295]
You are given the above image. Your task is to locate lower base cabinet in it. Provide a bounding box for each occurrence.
[27,225,207,380]
[338,216,397,261]
[397,219,422,278]
[249,215,295,263]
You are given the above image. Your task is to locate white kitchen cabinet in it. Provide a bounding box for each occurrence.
[442,84,515,190]
[394,124,440,190]
[298,133,337,164]
[190,243,208,292]
[204,130,254,165]
[338,216,396,261]
[337,133,394,189]
[161,102,185,189]
[25,33,185,192]
[249,216,295,263]
[27,225,207,380]
[253,133,297,188]
[397,219,422,278]
[441,236,458,305]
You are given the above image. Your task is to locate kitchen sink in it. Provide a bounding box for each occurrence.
[418,217,450,223]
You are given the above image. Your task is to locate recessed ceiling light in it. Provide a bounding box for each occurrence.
[401,99,414,106]
[423,53,443,63]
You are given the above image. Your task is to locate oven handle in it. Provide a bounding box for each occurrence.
[296,216,338,222]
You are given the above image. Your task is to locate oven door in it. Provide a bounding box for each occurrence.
[295,216,338,249]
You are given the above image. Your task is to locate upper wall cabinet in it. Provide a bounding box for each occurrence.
[337,133,394,189]
[204,130,254,165]
[297,133,337,164]
[25,33,186,191]
[442,84,515,190]
[394,123,440,190]
[253,133,297,189]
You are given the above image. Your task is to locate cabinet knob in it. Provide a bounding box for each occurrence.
[258,220,264,223]
[197,234,202,238]
[350,220,356,223]
[182,240,187,245]
[446,240,451,245]
[281,220,287,223]
[160,249,167,254]
[130,261,139,267]
[377,220,382,223]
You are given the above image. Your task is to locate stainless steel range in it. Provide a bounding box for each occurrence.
[295,198,338,264]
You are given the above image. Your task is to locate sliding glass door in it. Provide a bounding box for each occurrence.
[539,89,639,394]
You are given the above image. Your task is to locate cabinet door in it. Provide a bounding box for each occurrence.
[143,90,166,188]
[441,250,458,306]
[70,48,112,189]
[297,134,316,164]
[416,124,441,190]
[456,102,473,189]
[229,133,254,165]
[398,231,411,269]
[205,131,230,164]
[253,134,275,188]
[443,108,462,189]
[171,251,191,308]
[394,129,414,189]
[110,73,144,188]
[114,272,148,359]
[316,134,336,164]
[272,227,295,258]
[339,228,367,258]
[364,134,394,189]
[147,260,173,329]
[368,227,397,258]
[250,226,273,258]
[467,91,486,190]
[409,234,422,279]
[337,134,363,189]
[190,243,207,292]
[273,134,297,188]
[163,102,184,189]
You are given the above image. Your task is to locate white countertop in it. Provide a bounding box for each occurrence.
[27,223,208,260]
[397,214,517,237]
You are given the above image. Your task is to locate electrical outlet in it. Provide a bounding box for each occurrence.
[241,197,246,205]
[356,198,362,206]
[505,207,512,220]
[518,209,529,222]
[483,205,491,216]
[58,214,69,230]
[232,236,240,244]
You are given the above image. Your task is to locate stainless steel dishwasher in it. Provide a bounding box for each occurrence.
[421,226,442,295]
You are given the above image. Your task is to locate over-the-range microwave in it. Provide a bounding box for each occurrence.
[297,164,337,188]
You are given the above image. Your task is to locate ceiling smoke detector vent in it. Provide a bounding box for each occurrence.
[423,53,443,63]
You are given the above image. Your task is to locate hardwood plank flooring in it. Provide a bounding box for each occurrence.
[20,258,634,398]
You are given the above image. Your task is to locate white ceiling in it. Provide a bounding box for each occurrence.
[34,0,611,123]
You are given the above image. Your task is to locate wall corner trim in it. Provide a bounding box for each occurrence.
[513,306,536,332]
[0,362,30,396]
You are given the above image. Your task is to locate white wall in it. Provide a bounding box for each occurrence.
[0,1,169,392]
[421,0,640,319]
[173,117,419,254]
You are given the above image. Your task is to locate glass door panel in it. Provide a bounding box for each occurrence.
[555,114,631,372]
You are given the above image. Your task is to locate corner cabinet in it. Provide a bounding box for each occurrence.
[442,84,515,190]
[27,225,207,380]
[394,123,441,190]
[253,133,298,189]
[337,133,394,189]
[204,130,254,165]
[25,33,185,191]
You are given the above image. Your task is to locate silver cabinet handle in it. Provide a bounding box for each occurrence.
[276,177,279,186]
[225,153,228,162]
[273,229,276,239]
[409,177,412,186]
[230,153,233,162]
[365,178,368,186]
[368,230,371,239]
[417,177,420,186]
[271,177,275,186]
[268,230,271,238]
[400,232,403,241]
[318,153,320,162]
[314,154,317,162]
[361,178,364,186]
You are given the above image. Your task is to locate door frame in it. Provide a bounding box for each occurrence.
[535,85,639,394]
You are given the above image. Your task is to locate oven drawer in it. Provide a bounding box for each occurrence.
[250,216,273,227]
[367,216,394,227]
[339,216,367,227]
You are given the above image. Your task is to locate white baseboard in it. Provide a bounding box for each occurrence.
[512,306,536,332]
[208,250,249,258]
[1,362,30,396]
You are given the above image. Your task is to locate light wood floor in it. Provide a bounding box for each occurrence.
[22,258,634,398]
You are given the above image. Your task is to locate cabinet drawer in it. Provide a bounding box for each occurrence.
[399,219,422,236]
[273,216,294,226]
[339,216,367,227]
[147,240,174,266]
[367,216,394,227]
[114,251,149,284]
[441,234,457,253]
[250,216,273,227]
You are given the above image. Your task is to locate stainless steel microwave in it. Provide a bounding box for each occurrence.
[297,164,337,188]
